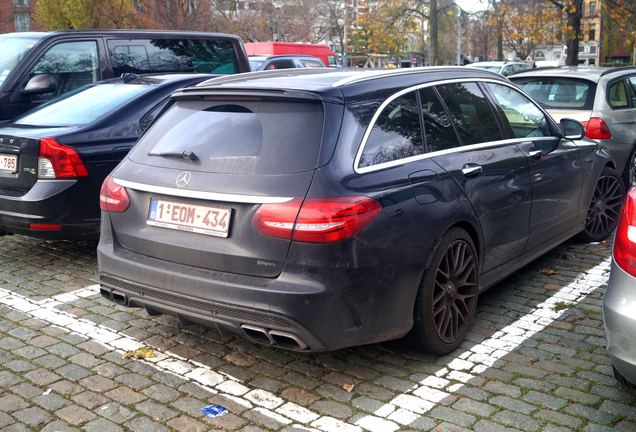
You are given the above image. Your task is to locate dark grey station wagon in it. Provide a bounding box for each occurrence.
[97,68,623,353]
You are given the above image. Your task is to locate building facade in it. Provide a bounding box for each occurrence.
[0,0,39,33]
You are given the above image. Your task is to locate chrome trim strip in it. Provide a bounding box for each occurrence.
[112,178,294,204]
[354,77,560,174]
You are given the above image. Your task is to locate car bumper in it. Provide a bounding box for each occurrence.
[0,179,100,240]
[604,260,636,385]
[97,217,423,352]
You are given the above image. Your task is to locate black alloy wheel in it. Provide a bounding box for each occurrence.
[432,239,478,344]
[580,167,624,242]
[410,227,479,355]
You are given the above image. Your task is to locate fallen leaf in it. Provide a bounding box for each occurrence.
[538,268,556,276]
[342,383,354,392]
[122,347,156,360]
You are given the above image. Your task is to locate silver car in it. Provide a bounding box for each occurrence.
[606,187,636,386]
[512,67,636,185]
[468,61,532,77]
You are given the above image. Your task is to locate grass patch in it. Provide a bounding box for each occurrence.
[553,301,573,312]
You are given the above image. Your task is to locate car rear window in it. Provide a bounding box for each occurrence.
[132,99,324,175]
[512,77,595,110]
[14,83,150,127]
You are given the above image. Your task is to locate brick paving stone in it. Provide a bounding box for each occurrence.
[33,392,71,411]
[40,420,78,432]
[104,387,147,405]
[452,397,497,417]
[493,410,541,431]
[82,418,123,432]
[72,391,111,410]
[97,402,136,424]
[167,415,207,432]
[12,406,51,427]
[0,395,29,413]
[125,416,169,432]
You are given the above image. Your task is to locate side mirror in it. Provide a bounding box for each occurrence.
[560,118,585,140]
[22,74,57,95]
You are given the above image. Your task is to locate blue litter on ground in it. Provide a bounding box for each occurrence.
[201,404,229,418]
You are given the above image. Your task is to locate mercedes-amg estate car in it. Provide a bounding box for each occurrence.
[98,68,623,353]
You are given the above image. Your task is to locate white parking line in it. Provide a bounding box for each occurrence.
[0,256,612,431]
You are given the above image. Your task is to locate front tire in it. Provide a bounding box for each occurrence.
[409,227,479,355]
[578,167,624,243]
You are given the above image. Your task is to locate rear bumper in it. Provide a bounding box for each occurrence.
[604,261,636,385]
[0,179,100,240]
[97,217,425,352]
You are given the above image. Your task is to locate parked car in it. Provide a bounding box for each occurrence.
[511,67,636,185]
[248,55,326,71]
[97,67,622,353]
[606,186,636,387]
[0,30,250,121]
[468,61,532,77]
[244,42,339,68]
[0,73,214,240]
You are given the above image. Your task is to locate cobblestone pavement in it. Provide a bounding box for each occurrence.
[0,235,635,432]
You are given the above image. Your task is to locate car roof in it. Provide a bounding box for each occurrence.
[28,29,242,41]
[470,61,523,66]
[509,66,636,82]
[99,73,214,86]
[182,67,508,101]
[249,54,323,60]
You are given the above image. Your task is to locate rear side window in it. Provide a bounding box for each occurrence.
[435,83,503,145]
[107,39,238,76]
[513,78,594,110]
[608,80,629,109]
[133,100,324,175]
[300,59,323,68]
[358,92,424,168]
[265,60,295,70]
[419,87,459,153]
[486,83,550,138]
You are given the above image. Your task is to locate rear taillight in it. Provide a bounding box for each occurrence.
[583,117,612,140]
[100,176,130,213]
[614,187,636,276]
[253,196,382,243]
[38,137,88,179]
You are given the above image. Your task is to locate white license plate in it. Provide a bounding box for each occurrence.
[0,154,17,173]
[147,199,231,237]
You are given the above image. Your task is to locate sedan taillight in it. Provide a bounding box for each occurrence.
[614,187,636,277]
[253,196,382,243]
[38,137,88,179]
[584,117,612,140]
[100,176,130,213]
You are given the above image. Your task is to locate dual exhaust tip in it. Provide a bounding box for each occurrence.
[100,287,309,351]
[241,324,308,350]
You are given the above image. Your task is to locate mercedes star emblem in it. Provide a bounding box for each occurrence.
[176,171,192,188]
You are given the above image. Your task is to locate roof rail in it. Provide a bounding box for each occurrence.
[194,68,333,87]
[332,66,501,87]
[600,66,636,77]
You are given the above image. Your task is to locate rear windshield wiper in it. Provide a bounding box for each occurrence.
[148,150,198,161]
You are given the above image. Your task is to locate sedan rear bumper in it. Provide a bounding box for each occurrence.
[604,260,636,385]
[0,179,100,239]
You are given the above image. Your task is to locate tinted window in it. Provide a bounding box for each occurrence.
[27,41,99,99]
[419,87,459,153]
[107,39,237,76]
[608,80,629,109]
[15,83,150,127]
[134,100,324,175]
[435,83,503,145]
[359,92,424,168]
[512,78,594,110]
[487,83,550,138]
[266,60,295,70]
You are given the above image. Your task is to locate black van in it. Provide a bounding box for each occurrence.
[0,30,250,121]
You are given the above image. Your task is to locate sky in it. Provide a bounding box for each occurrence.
[456,0,488,13]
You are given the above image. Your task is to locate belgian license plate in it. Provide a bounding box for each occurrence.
[147,199,231,237]
[0,154,17,173]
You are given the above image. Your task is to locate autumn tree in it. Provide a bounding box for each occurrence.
[498,0,559,60]
[34,0,144,29]
[351,0,416,56]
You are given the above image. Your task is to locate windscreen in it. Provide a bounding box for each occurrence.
[0,35,42,88]
[15,83,151,126]
[248,59,265,70]
[513,77,595,110]
[132,99,325,175]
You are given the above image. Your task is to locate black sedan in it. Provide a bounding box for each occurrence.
[0,73,214,239]
[98,68,623,353]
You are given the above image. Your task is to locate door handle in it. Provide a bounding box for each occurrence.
[528,150,543,159]
[461,164,483,177]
